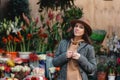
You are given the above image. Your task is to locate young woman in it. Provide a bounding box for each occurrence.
[52,17,96,80]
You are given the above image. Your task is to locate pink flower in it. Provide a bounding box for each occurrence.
[56,13,63,23]
[35,17,39,25]
[48,10,54,20]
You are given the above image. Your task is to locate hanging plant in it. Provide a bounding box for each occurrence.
[37,0,74,11]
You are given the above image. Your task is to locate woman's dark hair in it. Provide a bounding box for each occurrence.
[82,30,92,44]
[65,24,92,44]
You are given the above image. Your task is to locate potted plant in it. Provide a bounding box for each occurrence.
[116,57,120,80]
[107,61,116,80]
[116,65,120,80]
[97,62,107,80]
[108,67,116,80]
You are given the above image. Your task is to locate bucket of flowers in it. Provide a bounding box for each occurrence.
[0,17,22,59]
[17,13,40,59]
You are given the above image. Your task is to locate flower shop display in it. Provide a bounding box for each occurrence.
[29,53,39,68]
[0,52,47,80]
[0,13,40,52]
[1,0,120,79]
[0,17,22,52]
[95,32,120,80]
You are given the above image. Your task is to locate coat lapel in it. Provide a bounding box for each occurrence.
[77,42,87,52]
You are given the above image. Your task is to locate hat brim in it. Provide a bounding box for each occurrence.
[70,19,92,36]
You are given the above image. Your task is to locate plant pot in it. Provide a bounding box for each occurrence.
[108,75,115,80]
[97,72,106,80]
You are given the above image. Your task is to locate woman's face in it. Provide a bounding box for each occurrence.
[74,23,85,37]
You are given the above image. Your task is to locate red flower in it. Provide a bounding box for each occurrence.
[2,37,7,44]
[29,53,39,62]
[27,34,32,40]
[46,20,50,26]
[35,17,39,25]
[0,48,5,53]
[117,58,120,64]
[7,35,13,41]
[39,33,48,38]
[56,13,63,23]
[17,32,23,41]
[5,66,11,73]
[31,77,39,80]
[48,10,54,20]
[14,37,20,43]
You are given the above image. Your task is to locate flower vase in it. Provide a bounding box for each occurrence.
[18,52,31,59]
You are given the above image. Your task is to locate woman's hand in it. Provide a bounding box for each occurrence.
[66,51,73,59]
[72,52,80,60]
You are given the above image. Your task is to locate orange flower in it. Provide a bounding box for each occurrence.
[27,34,32,40]
[2,37,7,44]
[38,27,48,38]
[7,35,13,41]
[39,33,48,38]
[55,67,60,71]
[17,32,23,41]
[14,37,20,43]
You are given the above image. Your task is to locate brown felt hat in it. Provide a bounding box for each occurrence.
[70,17,92,36]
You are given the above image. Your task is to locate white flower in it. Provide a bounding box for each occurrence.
[38,54,46,60]
[12,27,22,34]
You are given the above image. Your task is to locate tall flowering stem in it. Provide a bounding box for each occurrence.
[36,28,48,52]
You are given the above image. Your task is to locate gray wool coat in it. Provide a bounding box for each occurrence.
[52,39,97,80]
